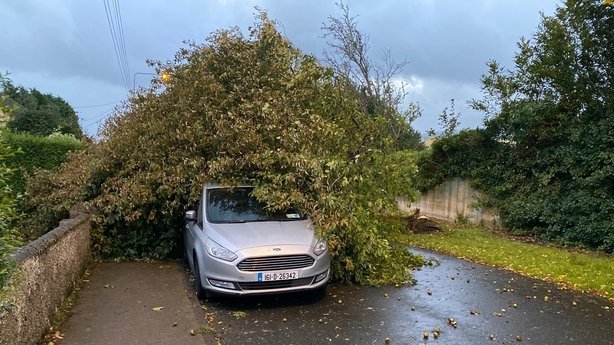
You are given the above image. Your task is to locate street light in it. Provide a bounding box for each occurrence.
[160,72,172,83]
[132,71,171,89]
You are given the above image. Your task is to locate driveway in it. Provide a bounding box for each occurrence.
[57,249,613,344]
[202,248,613,344]
[57,262,215,345]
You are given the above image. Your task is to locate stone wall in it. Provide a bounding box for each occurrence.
[0,210,91,345]
[399,178,498,226]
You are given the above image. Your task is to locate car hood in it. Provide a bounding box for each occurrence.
[206,219,315,251]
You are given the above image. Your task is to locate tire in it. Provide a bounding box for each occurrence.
[310,284,328,300]
[193,256,210,300]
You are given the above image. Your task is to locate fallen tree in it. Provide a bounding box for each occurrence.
[22,13,423,285]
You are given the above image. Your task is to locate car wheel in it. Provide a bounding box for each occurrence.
[310,285,327,300]
[193,255,210,300]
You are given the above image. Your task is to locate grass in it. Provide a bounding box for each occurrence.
[397,226,614,300]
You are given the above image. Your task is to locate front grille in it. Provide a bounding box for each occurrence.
[238,277,314,290]
[237,255,315,272]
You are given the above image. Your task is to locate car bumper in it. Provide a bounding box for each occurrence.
[199,245,331,296]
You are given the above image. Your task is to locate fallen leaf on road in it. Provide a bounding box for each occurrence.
[232,311,247,319]
[190,326,213,335]
[152,306,164,311]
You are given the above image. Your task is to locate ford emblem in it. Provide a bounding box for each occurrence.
[272,247,282,251]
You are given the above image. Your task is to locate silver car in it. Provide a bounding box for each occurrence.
[183,183,330,298]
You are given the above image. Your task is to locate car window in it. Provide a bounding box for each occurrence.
[197,200,203,228]
[206,187,306,224]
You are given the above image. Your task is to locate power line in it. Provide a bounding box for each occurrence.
[74,100,122,108]
[82,108,115,127]
[114,0,130,90]
[103,0,130,91]
[115,0,131,83]
[103,0,127,90]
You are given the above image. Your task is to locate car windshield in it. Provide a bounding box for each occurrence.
[206,187,306,224]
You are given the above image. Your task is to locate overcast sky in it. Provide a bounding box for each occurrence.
[0,0,560,137]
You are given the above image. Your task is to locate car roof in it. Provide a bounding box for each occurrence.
[203,182,253,190]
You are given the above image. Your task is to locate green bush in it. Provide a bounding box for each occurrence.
[22,13,424,285]
[19,148,101,241]
[0,138,20,291]
[1,97,19,291]
[2,131,84,193]
[418,0,614,253]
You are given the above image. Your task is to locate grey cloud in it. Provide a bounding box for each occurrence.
[1,0,561,135]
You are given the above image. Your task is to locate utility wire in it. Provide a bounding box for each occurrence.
[74,100,122,108]
[103,0,127,90]
[115,0,131,83]
[82,108,116,128]
[114,0,130,90]
[103,0,130,91]
[112,0,130,86]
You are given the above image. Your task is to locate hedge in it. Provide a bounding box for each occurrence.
[1,132,85,193]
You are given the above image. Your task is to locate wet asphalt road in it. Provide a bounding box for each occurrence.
[199,248,613,345]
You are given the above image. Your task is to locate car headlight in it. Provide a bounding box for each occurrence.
[313,238,327,256]
[205,238,237,261]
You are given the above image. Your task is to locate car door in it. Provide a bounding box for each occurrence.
[184,196,203,270]
[193,191,206,248]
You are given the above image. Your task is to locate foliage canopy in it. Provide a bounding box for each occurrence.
[1,131,84,195]
[23,13,423,284]
[0,102,20,291]
[0,76,83,138]
[419,0,613,252]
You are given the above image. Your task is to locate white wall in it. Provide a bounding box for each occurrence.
[398,178,498,226]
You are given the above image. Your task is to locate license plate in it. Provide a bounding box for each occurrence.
[257,271,298,282]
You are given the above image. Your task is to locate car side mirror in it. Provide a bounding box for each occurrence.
[185,210,197,222]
